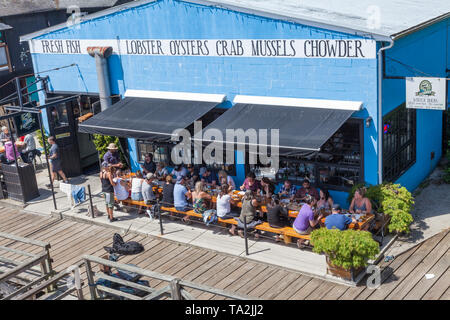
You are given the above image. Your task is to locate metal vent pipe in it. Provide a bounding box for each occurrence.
[87,46,113,111]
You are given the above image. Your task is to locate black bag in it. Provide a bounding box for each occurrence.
[104,233,144,255]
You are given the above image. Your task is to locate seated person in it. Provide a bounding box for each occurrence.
[201,168,218,186]
[229,190,262,238]
[173,176,192,212]
[4,139,20,164]
[171,165,188,181]
[112,169,129,208]
[317,189,334,210]
[186,164,200,184]
[218,170,236,191]
[239,172,261,193]
[349,187,372,215]
[0,126,11,145]
[142,172,156,206]
[294,179,320,201]
[278,180,296,199]
[292,195,323,248]
[161,175,175,207]
[325,204,356,231]
[189,181,212,223]
[216,184,239,220]
[140,153,156,175]
[260,177,275,199]
[266,195,289,242]
[155,162,169,180]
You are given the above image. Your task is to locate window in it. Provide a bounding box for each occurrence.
[0,43,11,72]
[383,103,416,182]
[249,119,364,191]
[136,140,236,176]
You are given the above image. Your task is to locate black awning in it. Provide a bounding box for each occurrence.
[78,97,219,140]
[198,103,355,151]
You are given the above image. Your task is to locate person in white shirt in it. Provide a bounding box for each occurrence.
[113,169,129,202]
[131,171,145,214]
[171,165,188,180]
[216,184,239,219]
[20,133,37,163]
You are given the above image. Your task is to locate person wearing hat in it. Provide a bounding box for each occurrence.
[103,143,123,169]
[142,172,156,219]
[324,204,356,231]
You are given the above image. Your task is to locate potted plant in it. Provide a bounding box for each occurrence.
[311,228,380,281]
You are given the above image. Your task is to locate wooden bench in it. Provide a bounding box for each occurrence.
[118,198,309,246]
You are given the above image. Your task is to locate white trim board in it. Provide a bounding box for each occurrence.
[124,90,226,103]
[233,95,363,111]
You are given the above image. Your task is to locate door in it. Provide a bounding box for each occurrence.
[47,97,82,177]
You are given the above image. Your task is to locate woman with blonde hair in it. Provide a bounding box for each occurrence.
[349,187,372,215]
[218,170,236,191]
[187,181,212,223]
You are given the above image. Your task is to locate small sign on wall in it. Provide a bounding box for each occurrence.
[406,77,446,110]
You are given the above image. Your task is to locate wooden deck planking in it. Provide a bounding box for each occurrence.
[421,268,450,300]
[1,208,449,300]
[366,231,448,300]
[385,232,450,300]
[404,250,450,299]
[439,285,450,300]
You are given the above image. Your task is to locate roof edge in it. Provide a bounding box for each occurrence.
[20,0,157,42]
[391,12,450,40]
[21,0,392,42]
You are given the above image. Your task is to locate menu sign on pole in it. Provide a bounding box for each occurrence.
[406,77,446,110]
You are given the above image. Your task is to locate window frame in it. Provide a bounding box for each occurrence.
[0,42,12,72]
[382,103,417,182]
[247,118,365,192]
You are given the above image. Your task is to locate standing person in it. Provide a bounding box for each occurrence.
[131,170,145,214]
[20,133,37,163]
[113,169,129,210]
[292,195,323,248]
[100,165,118,222]
[294,179,320,201]
[161,175,175,207]
[266,195,290,242]
[140,153,156,175]
[142,173,156,219]
[216,184,239,220]
[46,136,68,187]
[103,143,124,169]
[229,190,262,238]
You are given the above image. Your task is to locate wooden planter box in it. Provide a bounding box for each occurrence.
[326,256,364,281]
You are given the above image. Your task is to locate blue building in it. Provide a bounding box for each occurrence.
[20,0,450,206]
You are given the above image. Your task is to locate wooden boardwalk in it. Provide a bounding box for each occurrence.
[0,206,448,300]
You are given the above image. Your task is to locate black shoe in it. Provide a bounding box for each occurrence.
[109,217,118,222]
[45,183,53,188]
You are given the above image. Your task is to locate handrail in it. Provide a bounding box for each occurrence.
[0,231,50,249]
[83,255,254,300]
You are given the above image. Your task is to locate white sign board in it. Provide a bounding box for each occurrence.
[406,77,446,110]
[28,38,376,59]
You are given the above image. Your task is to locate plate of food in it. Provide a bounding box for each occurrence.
[237,191,245,196]
[280,199,290,204]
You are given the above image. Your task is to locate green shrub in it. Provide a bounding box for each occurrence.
[311,228,380,270]
[380,183,414,234]
[35,129,50,155]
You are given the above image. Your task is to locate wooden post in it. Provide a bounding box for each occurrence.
[84,259,97,300]
[170,278,182,300]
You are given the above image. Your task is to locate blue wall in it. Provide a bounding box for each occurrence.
[30,0,380,207]
[383,18,450,191]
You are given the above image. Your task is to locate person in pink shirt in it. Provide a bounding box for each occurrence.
[4,140,20,163]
